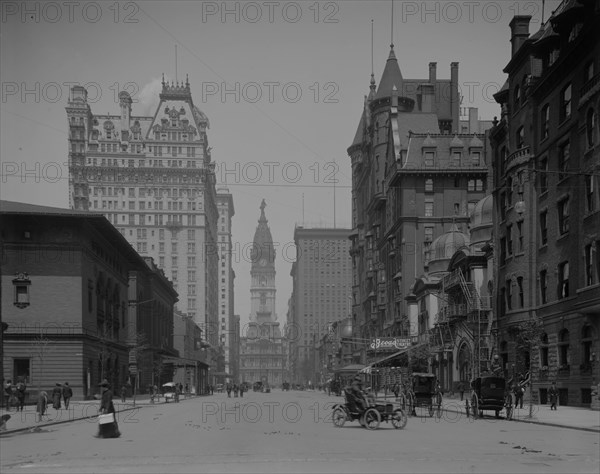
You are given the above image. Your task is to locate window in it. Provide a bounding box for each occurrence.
[558,329,570,367]
[558,261,569,299]
[471,151,481,166]
[516,126,525,148]
[512,221,522,253]
[539,157,548,193]
[499,287,506,316]
[558,197,570,235]
[468,179,475,191]
[586,174,596,212]
[475,179,484,192]
[13,273,30,308]
[558,142,570,180]
[560,84,572,121]
[424,152,434,167]
[586,108,596,148]
[424,200,433,217]
[13,359,30,384]
[539,269,548,304]
[582,326,594,369]
[541,104,550,140]
[424,227,433,243]
[585,243,597,286]
[425,179,434,192]
[540,210,548,245]
[517,276,524,308]
[513,85,520,110]
[500,192,506,220]
[506,280,512,310]
[506,225,513,256]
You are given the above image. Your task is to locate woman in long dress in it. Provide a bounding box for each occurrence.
[97,380,120,438]
[52,383,62,409]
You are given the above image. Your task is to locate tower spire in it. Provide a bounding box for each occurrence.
[391,0,394,49]
[370,19,376,92]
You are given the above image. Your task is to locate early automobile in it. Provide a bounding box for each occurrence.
[332,387,408,430]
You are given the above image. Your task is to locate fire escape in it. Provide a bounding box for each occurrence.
[436,267,493,378]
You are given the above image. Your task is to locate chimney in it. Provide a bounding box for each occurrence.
[429,62,437,83]
[469,107,478,134]
[450,62,459,131]
[419,84,435,113]
[509,16,531,57]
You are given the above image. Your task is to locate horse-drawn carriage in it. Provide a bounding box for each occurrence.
[332,388,408,430]
[404,373,442,417]
[468,375,512,419]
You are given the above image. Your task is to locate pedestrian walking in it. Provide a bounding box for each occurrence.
[36,391,48,422]
[16,380,27,412]
[233,384,239,398]
[120,384,127,403]
[549,382,558,410]
[52,383,62,410]
[62,382,73,409]
[240,384,244,398]
[96,379,120,438]
[459,382,465,402]
[226,383,232,398]
[4,380,14,411]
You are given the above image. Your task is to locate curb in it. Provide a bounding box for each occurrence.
[0,395,202,437]
[438,405,600,434]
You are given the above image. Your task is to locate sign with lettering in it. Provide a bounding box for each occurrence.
[369,337,412,351]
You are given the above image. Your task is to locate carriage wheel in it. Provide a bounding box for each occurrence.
[332,408,346,428]
[391,409,408,429]
[435,393,443,419]
[505,396,514,420]
[364,408,381,430]
[470,395,479,419]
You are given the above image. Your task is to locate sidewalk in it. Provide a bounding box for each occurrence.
[0,393,204,436]
[374,394,600,433]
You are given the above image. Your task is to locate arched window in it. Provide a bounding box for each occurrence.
[514,85,520,110]
[586,108,596,148]
[558,329,570,368]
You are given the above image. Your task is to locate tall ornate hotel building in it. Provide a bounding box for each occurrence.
[66,78,220,347]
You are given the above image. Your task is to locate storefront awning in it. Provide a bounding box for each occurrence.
[367,341,431,369]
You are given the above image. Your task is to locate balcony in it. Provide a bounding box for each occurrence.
[439,304,467,320]
[505,146,530,174]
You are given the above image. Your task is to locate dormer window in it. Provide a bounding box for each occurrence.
[424,152,434,167]
[13,273,31,309]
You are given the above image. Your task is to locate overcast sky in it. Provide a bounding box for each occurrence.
[1,0,559,328]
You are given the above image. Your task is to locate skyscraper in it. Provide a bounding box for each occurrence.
[216,187,235,380]
[289,227,352,384]
[66,78,219,346]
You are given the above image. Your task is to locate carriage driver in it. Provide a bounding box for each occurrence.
[350,375,368,411]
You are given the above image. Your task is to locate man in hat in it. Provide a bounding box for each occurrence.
[490,354,503,376]
[62,382,73,409]
[349,375,367,412]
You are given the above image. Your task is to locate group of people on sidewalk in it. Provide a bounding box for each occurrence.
[226,382,245,398]
[3,379,28,412]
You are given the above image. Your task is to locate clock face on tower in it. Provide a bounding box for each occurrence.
[259,258,267,267]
